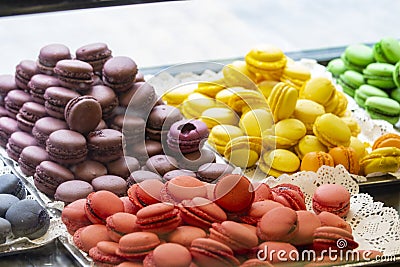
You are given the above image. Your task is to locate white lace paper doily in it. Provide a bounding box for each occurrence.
[0,158,64,255]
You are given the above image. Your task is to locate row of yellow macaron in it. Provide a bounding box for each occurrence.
[162,45,399,177]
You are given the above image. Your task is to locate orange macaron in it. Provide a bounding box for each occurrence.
[328,146,360,174]
[300,151,335,172]
[372,133,400,149]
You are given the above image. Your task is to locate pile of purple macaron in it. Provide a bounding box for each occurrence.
[0,173,50,243]
[0,42,234,204]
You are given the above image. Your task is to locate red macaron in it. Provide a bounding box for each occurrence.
[312,226,359,253]
[127,179,163,210]
[61,198,92,235]
[88,241,125,266]
[73,224,112,253]
[85,190,124,224]
[271,183,306,211]
[106,212,140,242]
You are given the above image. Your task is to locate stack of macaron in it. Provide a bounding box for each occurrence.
[327,37,400,125]
[0,173,50,243]
[61,171,372,266]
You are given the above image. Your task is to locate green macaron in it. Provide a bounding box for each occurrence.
[365,96,400,125]
[326,58,347,78]
[363,62,396,90]
[338,70,365,97]
[373,37,400,64]
[341,44,375,73]
[390,87,400,103]
[354,84,389,108]
[393,61,400,88]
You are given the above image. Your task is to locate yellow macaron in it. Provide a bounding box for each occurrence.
[162,84,197,107]
[245,45,287,80]
[294,135,328,159]
[280,63,311,90]
[259,149,300,177]
[267,82,298,122]
[340,116,361,137]
[228,89,267,113]
[199,107,239,129]
[208,124,244,154]
[180,92,216,118]
[360,147,400,175]
[224,136,262,168]
[300,77,336,107]
[349,136,368,160]
[313,113,352,148]
[195,80,226,98]
[325,90,348,117]
[239,108,274,137]
[263,118,306,149]
[222,60,258,89]
[215,87,247,106]
[257,80,279,99]
[293,99,325,134]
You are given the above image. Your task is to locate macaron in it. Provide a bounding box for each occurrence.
[64,96,102,134]
[259,149,300,177]
[372,133,400,149]
[0,74,18,97]
[73,224,112,253]
[293,99,325,134]
[300,151,335,172]
[177,148,216,171]
[102,56,138,92]
[127,170,163,187]
[239,108,274,138]
[312,184,351,217]
[326,58,347,77]
[228,89,266,114]
[294,135,328,160]
[143,243,192,267]
[0,174,26,199]
[208,124,244,154]
[0,117,19,147]
[280,62,311,90]
[0,218,12,244]
[290,210,321,246]
[340,43,374,72]
[363,62,396,90]
[88,241,125,267]
[394,61,400,88]
[313,226,358,252]
[178,197,227,229]
[271,183,306,211]
[85,190,124,224]
[161,176,207,204]
[365,96,400,124]
[195,80,226,98]
[0,194,19,217]
[86,85,119,120]
[4,89,32,118]
[167,119,209,154]
[116,232,161,261]
[36,43,71,75]
[239,200,283,226]
[127,179,163,210]
[44,86,80,119]
[54,180,94,203]
[326,90,349,117]
[209,220,259,254]
[257,206,298,242]
[196,163,235,183]
[75,42,112,73]
[6,131,37,162]
[106,212,140,242]
[224,136,262,168]
[91,175,127,197]
[213,174,254,213]
[46,129,88,165]
[28,74,60,104]
[300,77,336,107]
[16,101,46,132]
[32,116,68,147]
[359,146,400,175]
[145,154,179,177]
[354,84,389,108]
[166,225,207,248]
[190,237,240,267]
[163,169,196,182]
[263,118,306,149]
[106,156,140,179]
[338,70,365,97]
[373,37,400,64]
[200,107,239,129]
[18,145,49,176]
[15,59,39,90]
[87,129,123,163]
[222,60,257,89]
[136,202,181,234]
[317,211,352,233]
[313,113,351,148]
[329,146,360,174]
[5,199,50,239]
[54,59,94,91]
[122,82,157,118]
[61,199,92,235]
[146,104,183,141]
[267,82,298,122]
[70,160,108,182]
[390,87,400,103]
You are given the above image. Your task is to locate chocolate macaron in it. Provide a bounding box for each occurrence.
[28,74,60,104]
[4,89,32,118]
[15,59,39,90]
[6,131,37,162]
[109,114,146,145]
[102,56,138,92]
[75,42,112,73]
[64,96,102,134]
[121,82,157,118]
[32,117,68,147]
[87,129,123,163]
[0,117,19,147]
[34,160,74,196]
[46,129,88,165]
[146,104,183,142]
[16,102,46,132]
[70,160,108,183]
[106,156,140,179]
[86,85,118,120]
[44,86,80,119]
[37,43,71,75]
[18,145,49,176]
[0,74,18,98]
[54,59,94,92]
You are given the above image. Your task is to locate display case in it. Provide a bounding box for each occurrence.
[0,1,399,266]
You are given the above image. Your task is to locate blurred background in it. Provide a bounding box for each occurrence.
[0,0,399,74]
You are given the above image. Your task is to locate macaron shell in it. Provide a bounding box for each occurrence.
[267,82,298,122]
[166,225,207,248]
[73,224,112,253]
[329,146,360,174]
[313,113,351,148]
[257,207,298,242]
[312,184,350,217]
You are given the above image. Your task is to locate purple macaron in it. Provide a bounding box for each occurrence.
[167,119,209,154]
[0,74,18,97]
[102,56,137,92]
[18,145,50,176]
[86,85,118,120]
[87,129,123,163]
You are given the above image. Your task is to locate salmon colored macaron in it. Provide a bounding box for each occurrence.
[300,151,335,172]
[213,174,254,213]
[252,183,273,202]
[290,210,321,246]
[312,184,351,217]
[127,179,164,210]
[257,207,299,242]
[239,200,284,226]
[329,146,360,174]
[61,199,92,235]
[88,241,125,267]
[271,183,306,211]
[317,211,352,233]
[143,243,192,267]
[372,133,400,149]
[166,225,207,248]
[136,203,181,235]
[73,224,112,253]
[190,238,240,267]
[106,212,140,242]
[85,190,124,224]
[313,226,358,253]
[178,197,227,230]
[209,220,259,254]
[116,232,161,261]
[161,176,208,204]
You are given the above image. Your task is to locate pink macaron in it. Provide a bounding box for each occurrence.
[312,184,351,217]
[257,207,298,242]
